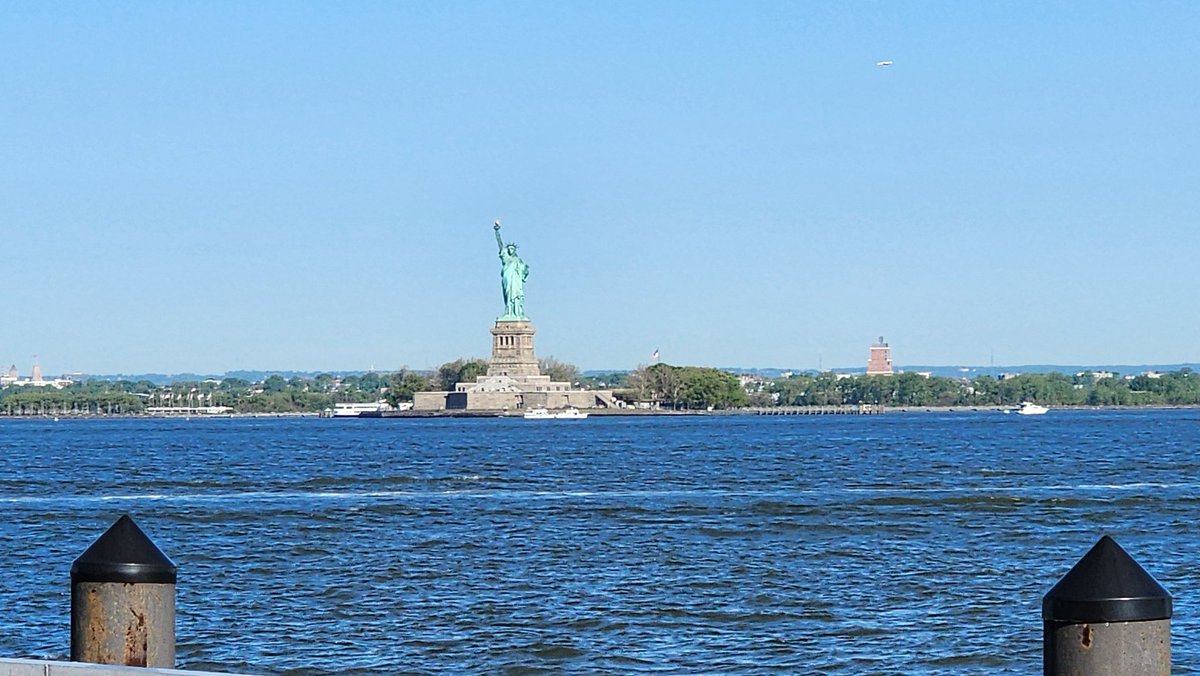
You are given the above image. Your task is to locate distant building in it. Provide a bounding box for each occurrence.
[866,337,893,376]
[3,360,72,389]
[738,374,768,391]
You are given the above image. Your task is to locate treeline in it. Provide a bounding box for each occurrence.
[621,363,748,410]
[4,365,1196,416]
[763,370,1200,407]
[0,372,403,416]
[0,356,586,416]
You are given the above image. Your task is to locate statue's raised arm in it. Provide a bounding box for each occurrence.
[494,220,504,252]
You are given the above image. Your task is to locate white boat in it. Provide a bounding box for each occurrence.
[1016,401,1049,416]
[325,401,395,418]
[523,407,588,420]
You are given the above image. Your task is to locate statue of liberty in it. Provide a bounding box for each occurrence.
[493,220,529,320]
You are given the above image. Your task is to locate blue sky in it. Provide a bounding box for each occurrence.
[2,2,1197,375]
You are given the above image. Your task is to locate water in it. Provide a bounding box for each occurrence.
[1,410,1198,674]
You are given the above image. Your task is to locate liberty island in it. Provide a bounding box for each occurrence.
[413,221,618,413]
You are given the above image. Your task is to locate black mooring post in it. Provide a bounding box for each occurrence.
[71,514,177,668]
[1043,535,1171,675]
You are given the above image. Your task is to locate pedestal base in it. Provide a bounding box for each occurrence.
[488,320,540,378]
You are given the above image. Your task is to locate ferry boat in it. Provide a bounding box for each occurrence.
[523,407,588,420]
[1016,401,1049,416]
[321,401,397,418]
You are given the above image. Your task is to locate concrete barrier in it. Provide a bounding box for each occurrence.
[0,658,240,676]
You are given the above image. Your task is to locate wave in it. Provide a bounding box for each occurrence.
[1,481,1193,508]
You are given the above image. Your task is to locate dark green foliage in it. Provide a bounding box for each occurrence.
[385,370,433,405]
[4,367,1196,416]
[0,387,146,415]
[766,369,1200,407]
[642,363,749,410]
[262,375,288,394]
[436,359,489,390]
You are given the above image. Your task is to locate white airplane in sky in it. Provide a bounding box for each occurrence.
[876,60,894,67]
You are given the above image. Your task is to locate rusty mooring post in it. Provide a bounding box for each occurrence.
[71,514,177,668]
[1043,535,1171,675]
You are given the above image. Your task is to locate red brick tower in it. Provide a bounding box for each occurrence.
[866,337,893,376]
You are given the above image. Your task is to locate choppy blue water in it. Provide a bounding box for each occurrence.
[1,410,1198,674]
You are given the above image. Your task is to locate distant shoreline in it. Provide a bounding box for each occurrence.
[0,412,322,420]
[2,404,1198,421]
[883,404,1200,413]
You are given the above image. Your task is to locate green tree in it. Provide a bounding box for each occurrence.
[647,363,684,408]
[385,369,432,405]
[358,371,387,394]
[436,359,488,390]
[642,363,748,410]
[538,356,579,384]
[262,375,288,394]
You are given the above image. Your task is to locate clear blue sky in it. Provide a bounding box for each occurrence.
[2,2,1197,375]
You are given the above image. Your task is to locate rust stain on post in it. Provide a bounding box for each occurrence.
[80,583,114,664]
[1080,624,1093,649]
[125,606,148,667]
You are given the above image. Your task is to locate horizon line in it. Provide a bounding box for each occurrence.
[22,361,1200,379]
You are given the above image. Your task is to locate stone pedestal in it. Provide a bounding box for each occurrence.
[411,318,618,412]
[488,321,540,379]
